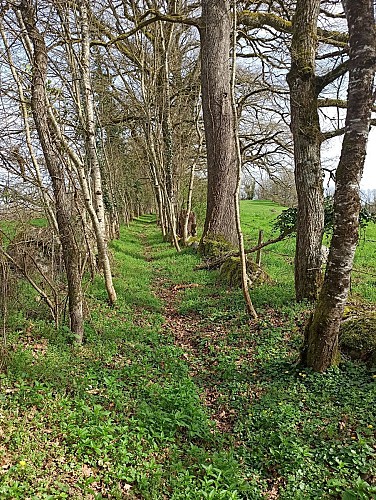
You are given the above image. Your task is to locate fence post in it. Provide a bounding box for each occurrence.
[256,229,263,266]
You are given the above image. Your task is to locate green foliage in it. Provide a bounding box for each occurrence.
[272,206,298,235]
[29,218,48,228]
[273,198,376,236]
[236,361,376,499]
[326,204,376,231]
[0,217,252,498]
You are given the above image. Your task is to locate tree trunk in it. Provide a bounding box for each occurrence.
[139,47,169,239]
[302,0,376,372]
[19,0,84,342]
[155,21,180,251]
[80,2,117,305]
[183,98,202,246]
[199,0,238,248]
[287,0,324,302]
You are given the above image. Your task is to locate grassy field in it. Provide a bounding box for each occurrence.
[0,201,375,499]
[240,200,376,304]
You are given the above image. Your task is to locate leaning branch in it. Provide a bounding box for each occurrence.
[319,98,376,112]
[316,60,349,94]
[91,11,199,48]
[322,118,376,141]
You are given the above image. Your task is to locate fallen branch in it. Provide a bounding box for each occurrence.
[352,267,376,278]
[196,230,293,270]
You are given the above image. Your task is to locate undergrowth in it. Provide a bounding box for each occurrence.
[0,202,375,499]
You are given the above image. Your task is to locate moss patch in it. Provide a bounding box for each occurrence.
[199,236,235,259]
[340,312,376,366]
[218,256,272,288]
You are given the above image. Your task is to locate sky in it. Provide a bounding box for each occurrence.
[363,128,376,190]
[322,124,376,192]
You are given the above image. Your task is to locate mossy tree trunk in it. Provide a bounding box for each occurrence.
[287,0,324,302]
[199,0,238,248]
[302,0,376,372]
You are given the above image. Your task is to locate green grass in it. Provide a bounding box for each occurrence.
[240,200,376,303]
[239,201,296,305]
[0,202,375,499]
[352,222,376,302]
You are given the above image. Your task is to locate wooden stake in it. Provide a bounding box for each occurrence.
[256,230,263,266]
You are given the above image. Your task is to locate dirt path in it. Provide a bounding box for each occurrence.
[137,229,264,435]
[154,277,241,433]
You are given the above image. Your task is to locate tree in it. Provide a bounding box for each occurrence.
[25,1,118,306]
[18,0,84,341]
[199,0,238,247]
[79,2,117,304]
[287,0,324,302]
[89,1,202,246]
[237,1,352,301]
[302,0,376,372]
[256,169,297,207]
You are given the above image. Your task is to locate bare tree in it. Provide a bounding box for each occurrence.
[79,2,117,304]
[89,1,201,245]
[18,0,84,341]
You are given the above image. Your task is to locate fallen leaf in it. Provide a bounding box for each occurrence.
[82,464,93,477]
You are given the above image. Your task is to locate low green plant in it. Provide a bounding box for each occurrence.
[1,205,375,499]
[273,198,376,236]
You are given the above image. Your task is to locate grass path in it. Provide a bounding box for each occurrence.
[0,214,375,499]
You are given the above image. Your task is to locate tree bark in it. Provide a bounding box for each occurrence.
[302,0,376,372]
[183,99,202,246]
[199,0,238,248]
[19,0,84,342]
[287,0,324,302]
